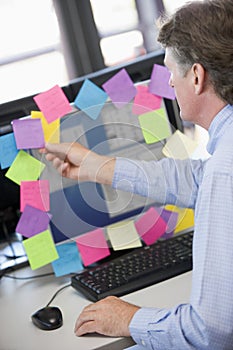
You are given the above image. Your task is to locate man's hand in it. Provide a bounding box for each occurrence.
[41,142,116,185]
[74,296,140,337]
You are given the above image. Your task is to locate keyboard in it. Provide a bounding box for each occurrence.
[71,230,193,301]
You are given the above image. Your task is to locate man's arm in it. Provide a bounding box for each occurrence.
[43,142,204,208]
[113,157,204,208]
[42,142,116,185]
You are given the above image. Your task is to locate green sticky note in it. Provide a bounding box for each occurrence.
[23,229,59,270]
[5,150,45,185]
[138,108,171,144]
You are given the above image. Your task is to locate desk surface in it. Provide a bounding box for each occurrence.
[0,264,192,350]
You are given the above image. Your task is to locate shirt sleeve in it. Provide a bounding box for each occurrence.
[112,157,204,208]
[129,304,206,349]
[129,171,233,349]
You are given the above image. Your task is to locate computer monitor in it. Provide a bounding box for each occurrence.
[0,51,182,273]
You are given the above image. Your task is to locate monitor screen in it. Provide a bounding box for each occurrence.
[35,82,179,245]
[0,56,182,273]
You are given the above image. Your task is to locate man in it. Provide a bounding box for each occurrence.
[43,0,233,348]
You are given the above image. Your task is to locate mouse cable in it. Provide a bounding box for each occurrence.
[46,282,72,307]
[1,271,55,280]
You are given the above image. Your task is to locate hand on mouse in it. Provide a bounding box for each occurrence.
[74,296,140,337]
[40,142,116,185]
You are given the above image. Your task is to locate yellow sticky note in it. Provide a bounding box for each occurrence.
[165,205,194,233]
[107,220,142,251]
[162,130,198,159]
[31,110,60,143]
[5,150,45,185]
[138,108,171,144]
[23,229,58,270]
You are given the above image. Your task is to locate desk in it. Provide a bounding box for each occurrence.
[0,264,192,350]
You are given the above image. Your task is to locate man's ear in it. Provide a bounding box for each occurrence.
[192,63,206,95]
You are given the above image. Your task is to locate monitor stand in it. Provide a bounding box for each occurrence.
[0,231,28,275]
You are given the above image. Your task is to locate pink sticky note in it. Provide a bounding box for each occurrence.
[20,180,50,212]
[135,207,167,245]
[132,85,162,115]
[76,228,110,266]
[12,118,45,149]
[149,64,176,100]
[102,68,136,109]
[33,85,72,123]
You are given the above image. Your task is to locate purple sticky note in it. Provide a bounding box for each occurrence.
[132,85,162,115]
[135,207,167,245]
[33,85,72,124]
[157,208,178,239]
[12,118,45,149]
[16,205,52,238]
[102,68,136,109]
[76,228,110,266]
[149,64,176,100]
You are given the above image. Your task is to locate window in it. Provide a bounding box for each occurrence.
[0,0,68,104]
[90,0,160,66]
[163,0,202,14]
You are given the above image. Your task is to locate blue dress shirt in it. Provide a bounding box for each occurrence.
[112,104,233,349]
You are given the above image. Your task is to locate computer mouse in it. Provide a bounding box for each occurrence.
[31,306,63,330]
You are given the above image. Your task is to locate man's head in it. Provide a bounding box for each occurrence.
[157,0,233,125]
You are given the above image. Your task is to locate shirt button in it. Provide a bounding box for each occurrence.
[141,340,146,346]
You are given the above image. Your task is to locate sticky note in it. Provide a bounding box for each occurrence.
[107,220,142,251]
[162,130,198,159]
[0,133,18,169]
[20,180,50,212]
[76,228,110,266]
[23,229,58,270]
[135,207,167,245]
[132,85,162,115]
[138,108,171,144]
[149,64,176,100]
[12,118,45,149]
[165,205,194,233]
[102,68,136,109]
[51,242,83,277]
[74,79,108,120]
[158,208,178,239]
[31,111,60,143]
[33,85,72,123]
[5,150,45,185]
[16,205,51,238]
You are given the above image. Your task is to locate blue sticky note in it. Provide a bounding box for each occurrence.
[74,79,108,120]
[0,133,18,169]
[51,241,83,277]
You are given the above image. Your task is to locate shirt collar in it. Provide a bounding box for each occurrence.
[207,104,233,155]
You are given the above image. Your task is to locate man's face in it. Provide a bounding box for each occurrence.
[164,48,197,123]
